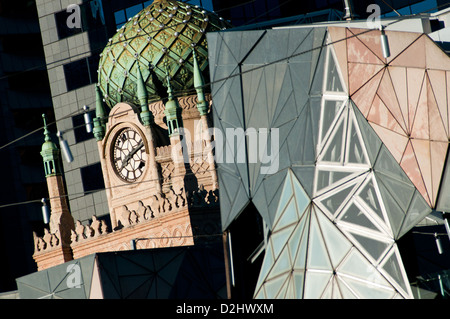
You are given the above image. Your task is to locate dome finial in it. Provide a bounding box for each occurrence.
[42,114,51,142]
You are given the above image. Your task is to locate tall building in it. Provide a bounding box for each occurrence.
[0,0,55,292]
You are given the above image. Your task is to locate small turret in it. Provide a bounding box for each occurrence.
[93,85,107,141]
[193,50,208,116]
[40,114,62,177]
[136,61,153,126]
[164,74,182,136]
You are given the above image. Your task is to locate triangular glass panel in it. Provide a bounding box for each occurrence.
[374,145,411,184]
[376,179,406,239]
[292,172,310,215]
[291,165,316,197]
[380,248,409,296]
[319,99,346,149]
[269,247,292,280]
[349,232,392,264]
[271,83,298,128]
[304,271,333,299]
[276,171,294,214]
[338,201,383,233]
[398,189,432,238]
[293,271,305,299]
[321,281,333,299]
[288,215,309,264]
[320,113,346,164]
[336,276,358,299]
[346,112,369,165]
[374,172,415,212]
[337,248,375,281]
[315,206,353,267]
[355,176,389,229]
[276,276,290,299]
[273,198,298,230]
[309,46,326,95]
[339,275,396,299]
[331,276,344,299]
[255,240,275,289]
[316,176,362,218]
[285,276,296,299]
[307,209,333,271]
[263,274,288,299]
[270,222,296,258]
[293,209,311,270]
[314,168,365,196]
[325,48,344,92]
[290,104,317,165]
[351,99,383,165]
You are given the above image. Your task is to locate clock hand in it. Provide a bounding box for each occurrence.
[120,141,144,170]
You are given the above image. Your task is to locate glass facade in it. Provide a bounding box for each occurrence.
[208,25,450,298]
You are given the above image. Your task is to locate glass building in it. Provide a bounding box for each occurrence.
[208,22,450,298]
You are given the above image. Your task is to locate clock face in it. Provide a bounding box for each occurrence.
[112,127,147,182]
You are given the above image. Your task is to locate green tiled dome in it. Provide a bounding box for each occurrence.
[97,0,230,109]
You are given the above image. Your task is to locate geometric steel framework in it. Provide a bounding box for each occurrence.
[208,26,443,298]
[254,45,418,299]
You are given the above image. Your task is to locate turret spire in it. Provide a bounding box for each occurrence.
[136,61,153,126]
[164,72,182,136]
[93,85,107,141]
[192,50,208,116]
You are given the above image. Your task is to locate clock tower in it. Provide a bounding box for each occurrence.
[32,0,227,270]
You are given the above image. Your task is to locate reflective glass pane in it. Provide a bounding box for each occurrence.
[399,190,431,238]
[341,276,395,299]
[350,232,391,263]
[320,183,355,216]
[285,277,296,299]
[307,212,332,270]
[382,250,408,293]
[264,275,287,298]
[270,224,295,257]
[336,276,358,298]
[255,241,274,288]
[292,212,310,270]
[277,174,294,213]
[322,119,344,163]
[274,198,298,230]
[315,170,355,194]
[315,207,352,267]
[340,202,380,232]
[338,249,374,280]
[292,175,310,214]
[304,271,332,298]
[270,247,291,279]
[377,181,406,238]
[346,118,368,164]
[320,99,344,143]
[357,178,384,221]
[378,173,415,211]
[293,272,305,298]
[326,51,344,92]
